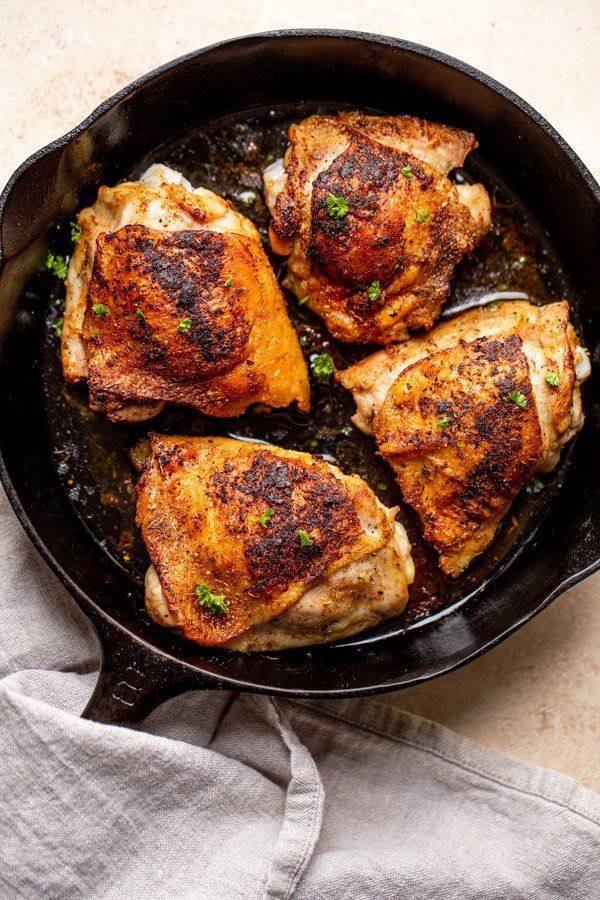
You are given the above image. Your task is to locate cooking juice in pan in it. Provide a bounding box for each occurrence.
[40,104,576,644]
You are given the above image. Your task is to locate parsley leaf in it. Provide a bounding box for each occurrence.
[376,481,387,491]
[257,507,274,527]
[196,582,228,615]
[326,194,349,218]
[70,221,81,244]
[310,353,335,385]
[488,300,500,310]
[299,335,309,347]
[401,165,413,179]
[526,477,544,495]
[298,530,314,547]
[436,416,451,428]
[224,277,234,287]
[367,281,382,301]
[178,317,192,333]
[340,425,353,436]
[51,317,63,338]
[92,304,110,318]
[411,203,431,224]
[298,295,309,305]
[545,372,560,387]
[45,252,68,280]
[136,309,145,323]
[508,390,527,409]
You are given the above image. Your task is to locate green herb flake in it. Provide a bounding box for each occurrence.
[545,371,560,387]
[340,425,353,436]
[508,390,527,409]
[489,300,500,310]
[257,507,274,527]
[51,317,63,338]
[306,650,313,658]
[45,252,68,280]
[178,317,192,333]
[298,530,314,548]
[238,191,256,207]
[136,309,145,323]
[70,221,81,243]
[298,295,309,306]
[92,304,110,318]
[436,416,451,428]
[265,152,275,163]
[310,352,335,385]
[401,165,413,179]
[326,194,349,218]
[411,203,431,224]
[376,481,387,491]
[195,581,228,615]
[526,478,544,495]
[309,439,319,449]
[299,335,309,347]
[367,281,382,301]
[224,277,234,287]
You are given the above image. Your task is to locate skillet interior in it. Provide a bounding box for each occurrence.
[1,31,599,698]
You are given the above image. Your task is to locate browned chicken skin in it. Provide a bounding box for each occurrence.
[264,113,491,344]
[63,164,309,421]
[338,301,590,576]
[136,435,414,651]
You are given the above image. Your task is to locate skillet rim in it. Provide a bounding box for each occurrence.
[1,28,599,699]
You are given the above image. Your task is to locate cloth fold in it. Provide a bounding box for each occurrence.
[1,488,599,899]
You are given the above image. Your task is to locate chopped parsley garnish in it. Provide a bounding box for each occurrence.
[298,295,309,305]
[136,309,145,323]
[238,190,256,206]
[411,203,431,224]
[306,650,313,658]
[326,194,349,218]
[45,252,68,280]
[545,372,560,387]
[367,281,382,301]
[310,352,335,385]
[436,416,451,428]
[526,477,544,495]
[265,152,275,163]
[508,390,527,409]
[309,438,319,449]
[196,581,228,615]
[51,317,63,338]
[489,300,500,310]
[340,425,353,436]
[224,277,234,287]
[70,221,81,243]
[401,165,413,179]
[298,530,314,547]
[299,335,309,347]
[92,304,110,318]
[376,481,387,491]
[257,507,274,527]
[178,317,192,333]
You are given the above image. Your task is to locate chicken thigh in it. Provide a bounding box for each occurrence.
[264,113,491,343]
[338,301,590,576]
[136,435,414,651]
[62,164,309,421]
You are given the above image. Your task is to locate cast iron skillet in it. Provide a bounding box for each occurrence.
[1,30,599,725]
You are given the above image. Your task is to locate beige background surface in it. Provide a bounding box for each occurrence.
[1,1,598,789]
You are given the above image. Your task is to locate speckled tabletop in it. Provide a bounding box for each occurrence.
[1,1,598,790]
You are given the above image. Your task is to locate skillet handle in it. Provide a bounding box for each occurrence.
[82,615,218,726]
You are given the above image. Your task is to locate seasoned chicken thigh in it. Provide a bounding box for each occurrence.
[339,301,590,576]
[264,113,491,343]
[62,164,309,421]
[136,435,414,651]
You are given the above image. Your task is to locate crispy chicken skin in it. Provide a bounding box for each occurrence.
[63,164,309,421]
[338,301,590,576]
[263,113,491,344]
[136,435,414,651]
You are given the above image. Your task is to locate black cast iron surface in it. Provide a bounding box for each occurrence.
[0,31,599,723]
